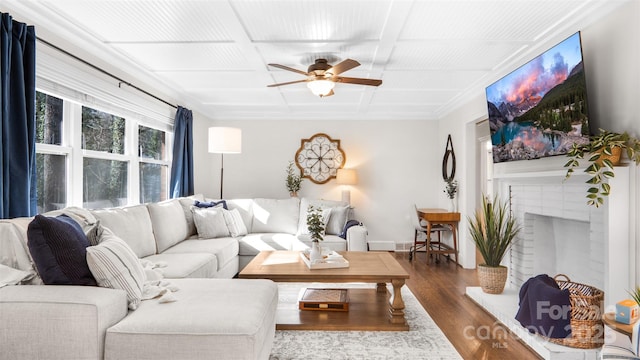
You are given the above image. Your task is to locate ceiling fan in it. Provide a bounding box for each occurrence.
[267,58,382,97]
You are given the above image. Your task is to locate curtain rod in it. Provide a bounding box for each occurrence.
[36,37,178,110]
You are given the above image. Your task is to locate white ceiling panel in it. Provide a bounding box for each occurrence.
[112,43,252,71]
[3,0,630,121]
[232,0,392,41]
[401,1,588,41]
[388,41,525,71]
[43,0,233,42]
[381,70,488,90]
[159,71,273,90]
[371,90,459,105]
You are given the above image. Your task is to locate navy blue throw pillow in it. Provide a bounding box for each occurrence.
[27,214,97,286]
[194,200,228,210]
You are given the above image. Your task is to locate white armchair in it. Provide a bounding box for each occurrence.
[601,320,640,360]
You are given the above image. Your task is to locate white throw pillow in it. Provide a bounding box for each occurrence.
[223,208,248,237]
[191,207,231,238]
[86,229,145,310]
[326,205,350,235]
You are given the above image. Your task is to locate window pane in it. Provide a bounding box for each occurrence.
[36,153,66,212]
[139,125,166,160]
[83,158,127,208]
[82,106,125,154]
[36,92,63,145]
[140,163,168,203]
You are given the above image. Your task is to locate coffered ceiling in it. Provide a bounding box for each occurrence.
[1,0,631,121]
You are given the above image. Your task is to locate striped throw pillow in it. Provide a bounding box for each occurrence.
[86,229,145,310]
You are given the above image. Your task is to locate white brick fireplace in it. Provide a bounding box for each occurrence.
[467,159,635,359]
[499,166,632,304]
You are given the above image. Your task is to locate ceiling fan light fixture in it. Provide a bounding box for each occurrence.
[307,79,335,97]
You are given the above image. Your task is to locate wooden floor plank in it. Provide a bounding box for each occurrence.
[395,251,542,360]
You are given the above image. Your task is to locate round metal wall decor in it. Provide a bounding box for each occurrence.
[295,133,346,184]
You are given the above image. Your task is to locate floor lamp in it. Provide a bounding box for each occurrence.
[336,168,358,204]
[208,127,242,199]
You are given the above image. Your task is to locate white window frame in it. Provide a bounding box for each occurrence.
[35,89,173,209]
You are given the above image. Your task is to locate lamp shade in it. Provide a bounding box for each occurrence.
[307,80,335,97]
[336,168,358,185]
[208,127,242,154]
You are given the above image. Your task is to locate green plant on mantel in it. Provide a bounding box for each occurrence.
[629,286,640,306]
[564,128,640,207]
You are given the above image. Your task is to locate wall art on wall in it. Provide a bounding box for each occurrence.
[295,133,345,184]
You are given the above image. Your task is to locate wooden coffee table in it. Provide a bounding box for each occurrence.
[238,251,410,331]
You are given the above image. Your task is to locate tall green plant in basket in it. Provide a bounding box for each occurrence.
[468,195,521,294]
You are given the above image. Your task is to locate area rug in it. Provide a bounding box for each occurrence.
[269,282,462,360]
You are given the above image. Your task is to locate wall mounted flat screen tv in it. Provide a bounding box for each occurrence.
[486,32,590,163]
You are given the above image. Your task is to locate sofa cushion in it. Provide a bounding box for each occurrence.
[163,237,239,271]
[92,205,156,257]
[27,215,96,286]
[298,198,350,235]
[251,197,299,234]
[191,207,230,238]
[0,219,35,278]
[147,199,189,253]
[177,194,205,237]
[104,278,277,360]
[143,253,217,279]
[225,199,254,231]
[223,208,248,237]
[86,230,146,310]
[238,233,302,256]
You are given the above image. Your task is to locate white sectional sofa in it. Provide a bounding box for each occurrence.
[0,195,368,360]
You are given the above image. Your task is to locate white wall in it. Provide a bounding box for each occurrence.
[192,118,441,248]
[439,1,640,277]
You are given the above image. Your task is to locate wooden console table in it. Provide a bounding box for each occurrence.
[417,208,460,265]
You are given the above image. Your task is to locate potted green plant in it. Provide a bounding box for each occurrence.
[564,128,640,207]
[468,195,521,294]
[285,161,303,197]
[306,206,325,263]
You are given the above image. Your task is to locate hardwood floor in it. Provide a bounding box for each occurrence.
[394,251,542,360]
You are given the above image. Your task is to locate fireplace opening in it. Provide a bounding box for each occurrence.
[523,213,603,291]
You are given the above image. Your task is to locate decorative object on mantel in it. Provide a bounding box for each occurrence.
[564,128,640,207]
[336,168,357,204]
[285,161,303,197]
[468,195,521,294]
[295,133,345,184]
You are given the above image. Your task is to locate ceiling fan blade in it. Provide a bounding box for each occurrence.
[267,79,309,87]
[327,59,360,76]
[334,76,382,86]
[267,63,308,76]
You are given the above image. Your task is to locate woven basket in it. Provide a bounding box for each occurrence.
[595,146,622,166]
[477,265,508,294]
[547,274,605,349]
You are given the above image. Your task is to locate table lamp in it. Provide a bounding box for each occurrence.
[336,168,358,204]
[208,127,242,199]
